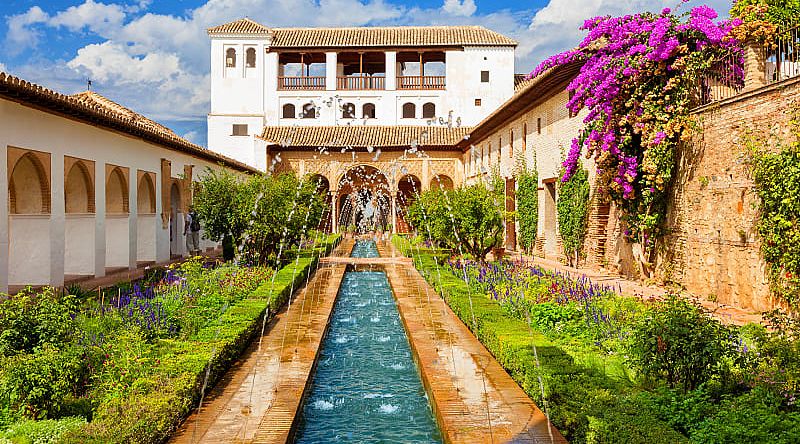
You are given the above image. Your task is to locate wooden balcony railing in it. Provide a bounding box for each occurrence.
[336,76,385,90]
[397,75,446,90]
[278,76,326,90]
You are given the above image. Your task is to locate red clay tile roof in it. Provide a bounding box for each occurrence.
[0,72,258,173]
[260,125,471,149]
[209,18,517,48]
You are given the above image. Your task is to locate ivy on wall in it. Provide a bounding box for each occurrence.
[748,137,800,307]
[517,163,539,253]
[557,166,590,267]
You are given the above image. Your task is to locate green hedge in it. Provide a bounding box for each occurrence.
[61,234,340,443]
[393,236,687,443]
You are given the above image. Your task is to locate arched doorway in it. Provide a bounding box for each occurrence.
[396,174,421,234]
[336,165,390,233]
[8,150,51,285]
[64,158,95,277]
[430,174,454,191]
[105,166,130,269]
[170,181,183,257]
[137,172,157,263]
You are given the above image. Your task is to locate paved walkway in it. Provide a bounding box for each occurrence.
[379,242,565,444]
[169,241,352,444]
[516,254,763,326]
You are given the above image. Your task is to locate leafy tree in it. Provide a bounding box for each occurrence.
[0,288,77,357]
[731,0,800,27]
[627,294,735,392]
[192,168,252,261]
[557,166,590,267]
[407,184,503,261]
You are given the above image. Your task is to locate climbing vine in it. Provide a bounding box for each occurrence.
[746,128,800,307]
[531,5,742,263]
[557,166,590,267]
[517,163,539,253]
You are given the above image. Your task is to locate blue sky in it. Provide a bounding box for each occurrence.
[0,0,731,147]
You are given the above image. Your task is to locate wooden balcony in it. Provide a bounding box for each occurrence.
[397,76,446,90]
[278,76,326,90]
[337,76,385,90]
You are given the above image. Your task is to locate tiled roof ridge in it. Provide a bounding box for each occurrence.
[259,125,472,149]
[0,72,258,173]
[71,90,179,137]
[207,17,271,34]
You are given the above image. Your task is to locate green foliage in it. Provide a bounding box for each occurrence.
[194,170,325,265]
[731,0,800,27]
[748,142,800,306]
[407,184,503,261]
[627,294,734,391]
[517,167,539,253]
[0,345,84,419]
[0,416,86,444]
[557,166,590,266]
[0,288,78,356]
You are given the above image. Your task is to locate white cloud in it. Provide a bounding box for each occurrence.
[49,0,126,34]
[183,130,199,143]
[0,63,7,73]
[442,0,477,17]
[5,6,49,53]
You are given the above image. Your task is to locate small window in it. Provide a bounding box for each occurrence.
[402,102,416,119]
[480,71,490,83]
[342,102,356,119]
[422,102,436,119]
[246,47,256,68]
[363,103,376,119]
[232,124,248,136]
[474,98,482,107]
[225,48,236,68]
[302,103,317,119]
[282,103,296,119]
[537,117,542,134]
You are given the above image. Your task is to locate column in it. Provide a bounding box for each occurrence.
[326,52,337,91]
[330,191,338,234]
[128,169,138,270]
[94,161,106,278]
[422,159,430,191]
[50,155,65,287]
[391,192,397,234]
[0,145,8,293]
[385,51,397,90]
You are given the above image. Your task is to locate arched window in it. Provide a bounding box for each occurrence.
[282,103,296,119]
[302,103,317,119]
[137,174,156,214]
[402,102,416,119]
[225,48,237,68]
[431,175,454,191]
[422,102,436,119]
[106,167,129,214]
[9,153,50,214]
[246,47,256,68]
[65,161,94,214]
[342,102,356,119]
[362,103,376,119]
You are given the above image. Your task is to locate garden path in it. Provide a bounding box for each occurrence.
[515,254,763,326]
[169,240,352,444]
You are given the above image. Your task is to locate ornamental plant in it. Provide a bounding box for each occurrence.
[531,4,743,270]
[557,166,590,266]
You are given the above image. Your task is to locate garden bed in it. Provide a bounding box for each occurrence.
[0,234,339,444]
[393,235,800,444]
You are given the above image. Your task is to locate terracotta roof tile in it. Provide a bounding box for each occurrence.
[0,72,258,173]
[207,18,271,35]
[260,125,471,149]
[208,18,516,47]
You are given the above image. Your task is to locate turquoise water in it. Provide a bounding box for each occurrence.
[350,239,380,258]
[293,241,441,443]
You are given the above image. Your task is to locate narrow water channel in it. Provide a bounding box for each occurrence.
[293,240,442,443]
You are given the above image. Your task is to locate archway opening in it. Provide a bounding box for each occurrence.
[337,165,390,233]
[65,161,94,214]
[430,174,454,191]
[396,174,421,234]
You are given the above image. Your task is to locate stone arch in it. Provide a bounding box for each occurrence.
[137,173,156,214]
[65,160,94,214]
[106,166,129,214]
[430,174,454,191]
[9,152,50,214]
[337,165,390,232]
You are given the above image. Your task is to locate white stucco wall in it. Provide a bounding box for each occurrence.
[65,215,95,275]
[0,96,248,291]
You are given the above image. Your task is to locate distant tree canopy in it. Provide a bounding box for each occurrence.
[407,184,503,261]
[193,169,324,264]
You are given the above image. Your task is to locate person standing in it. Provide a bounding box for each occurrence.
[184,208,201,256]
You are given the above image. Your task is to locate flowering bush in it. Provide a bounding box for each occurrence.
[532,4,743,261]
